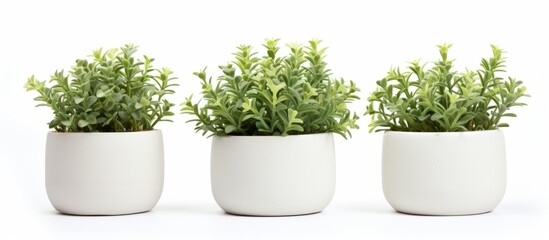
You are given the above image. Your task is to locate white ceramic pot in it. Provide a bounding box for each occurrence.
[211,133,335,216]
[45,130,164,215]
[382,130,506,215]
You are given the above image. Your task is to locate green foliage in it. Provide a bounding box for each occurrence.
[182,39,360,138]
[24,44,178,132]
[366,44,529,132]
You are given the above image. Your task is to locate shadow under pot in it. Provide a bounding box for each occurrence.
[211,133,335,216]
[45,130,164,215]
[382,129,506,216]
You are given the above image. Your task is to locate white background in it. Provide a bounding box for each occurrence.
[1,0,548,239]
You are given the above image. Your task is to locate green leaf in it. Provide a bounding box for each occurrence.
[140,97,150,107]
[497,123,509,128]
[286,125,304,133]
[131,112,142,120]
[86,115,98,124]
[224,125,237,134]
[418,115,430,121]
[242,98,253,112]
[77,119,89,128]
[87,96,97,105]
[74,97,85,104]
[431,112,444,121]
[61,120,72,127]
[288,108,303,124]
[96,89,106,98]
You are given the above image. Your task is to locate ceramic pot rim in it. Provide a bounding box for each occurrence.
[212,132,333,139]
[47,129,161,136]
[383,129,502,136]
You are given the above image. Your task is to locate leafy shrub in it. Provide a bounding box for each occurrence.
[24,44,177,132]
[182,39,360,138]
[366,44,528,132]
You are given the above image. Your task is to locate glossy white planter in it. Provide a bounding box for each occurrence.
[211,133,335,216]
[382,130,506,215]
[45,130,164,215]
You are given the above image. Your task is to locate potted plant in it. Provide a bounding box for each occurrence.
[366,44,528,215]
[24,44,177,215]
[182,39,360,216]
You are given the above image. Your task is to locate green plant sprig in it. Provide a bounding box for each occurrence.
[25,44,178,132]
[182,39,360,138]
[366,44,529,132]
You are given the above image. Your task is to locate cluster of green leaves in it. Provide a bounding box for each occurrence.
[24,44,177,132]
[182,39,360,138]
[367,44,528,132]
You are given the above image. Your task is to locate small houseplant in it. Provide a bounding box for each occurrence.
[366,44,528,215]
[25,44,177,215]
[182,39,360,216]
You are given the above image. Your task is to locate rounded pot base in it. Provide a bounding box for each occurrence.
[394,209,493,216]
[223,210,322,217]
[56,209,152,216]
